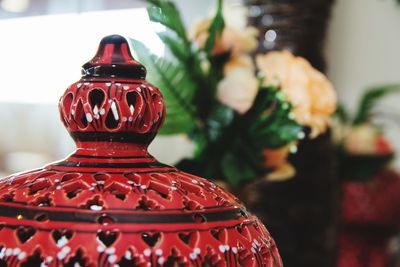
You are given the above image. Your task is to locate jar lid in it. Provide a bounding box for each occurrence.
[81,35,147,79]
[59,35,165,146]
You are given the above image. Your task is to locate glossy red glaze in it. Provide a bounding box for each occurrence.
[0,35,282,267]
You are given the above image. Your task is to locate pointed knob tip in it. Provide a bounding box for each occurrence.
[100,34,128,45]
[82,34,146,79]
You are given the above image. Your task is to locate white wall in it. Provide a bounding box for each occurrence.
[326,0,400,109]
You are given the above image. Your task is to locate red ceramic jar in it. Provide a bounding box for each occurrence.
[338,171,400,267]
[0,35,282,267]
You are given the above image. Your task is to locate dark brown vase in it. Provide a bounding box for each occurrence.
[244,1,338,267]
[245,0,335,71]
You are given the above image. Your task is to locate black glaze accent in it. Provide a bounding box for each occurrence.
[45,169,178,174]
[70,131,156,144]
[81,35,146,79]
[79,79,143,84]
[0,205,247,224]
[52,161,173,169]
[1,220,257,235]
[82,64,147,79]
[7,200,232,212]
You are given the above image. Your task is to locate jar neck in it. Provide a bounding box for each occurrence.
[46,140,174,173]
[74,141,150,158]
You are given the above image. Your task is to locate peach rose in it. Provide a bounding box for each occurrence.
[344,124,393,155]
[216,55,258,114]
[256,50,337,138]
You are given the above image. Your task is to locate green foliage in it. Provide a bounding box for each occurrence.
[157,32,190,62]
[204,0,225,55]
[130,39,198,134]
[205,104,235,142]
[146,0,210,128]
[246,87,303,148]
[146,0,195,65]
[140,0,303,187]
[353,84,400,125]
[190,0,227,121]
[194,51,230,122]
[146,0,188,45]
[335,104,350,123]
[214,87,302,186]
[221,150,258,187]
[188,86,302,186]
[220,134,267,186]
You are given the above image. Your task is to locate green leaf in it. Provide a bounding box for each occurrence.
[192,133,208,158]
[335,104,349,123]
[206,104,235,142]
[221,151,258,187]
[157,32,190,61]
[250,123,303,148]
[353,84,400,125]
[243,86,280,121]
[244,87,303,148]
[204,0,225,55]
[146,0,188,44]
[130,39,198,135]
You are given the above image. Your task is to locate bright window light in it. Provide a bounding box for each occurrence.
[0,8,164,104]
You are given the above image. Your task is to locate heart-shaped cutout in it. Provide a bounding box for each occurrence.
[97,230,119,247]
[141,232,161,247]
[17,226,36,244]
[178,232,194,245]
[52,229,74,247]
[236,225,244,234]
[0,192,14,202]
[20,249,44,267]
[236,224,251,241]
[210,228,222,241]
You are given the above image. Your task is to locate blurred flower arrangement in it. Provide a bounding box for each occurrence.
[132,0,336,187]
[334,85,400,181]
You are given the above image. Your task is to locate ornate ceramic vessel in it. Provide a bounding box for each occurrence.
[0,35,282,267]
[338,171,400,267]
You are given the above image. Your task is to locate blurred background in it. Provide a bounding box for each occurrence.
[0,0,399,176]
[0,0,399,266]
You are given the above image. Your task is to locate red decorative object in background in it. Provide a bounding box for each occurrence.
[338,171,400,267]
[0,35,282,267]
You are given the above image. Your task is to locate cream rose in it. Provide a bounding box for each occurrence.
[256,50,337,138]
[190,7,258,56]
[223,54,254,74]
[217,55,258,114]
